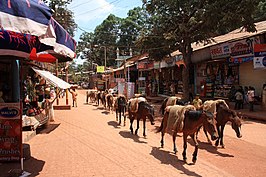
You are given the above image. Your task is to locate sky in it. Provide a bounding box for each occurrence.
[68,0,143,42]
[67,0,143,64]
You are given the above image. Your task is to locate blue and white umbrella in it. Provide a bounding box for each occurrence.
[0,0,76,61]
[0,0,52,36]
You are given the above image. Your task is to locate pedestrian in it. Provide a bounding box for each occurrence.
[234,89,243,110]
[70,88,78,107]
[247,86,255,112]
[192,94,203,110]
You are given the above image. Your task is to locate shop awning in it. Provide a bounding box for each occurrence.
[32,68,71,89]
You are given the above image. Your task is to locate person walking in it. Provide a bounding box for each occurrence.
[234,89,243,110]
[70,88,78,107]
[192,94,203,110]
[247,86,255,111]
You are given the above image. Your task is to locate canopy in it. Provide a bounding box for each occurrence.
[32,67,71,89]
[40,18,76,59]
[0,0,52,36]
[0,1,76,62]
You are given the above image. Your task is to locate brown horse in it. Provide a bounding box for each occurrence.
[128,101,155,137]
[115,95,127,125]
[106,94,114,112]
[157,108,218,164]
[197,102,242,148]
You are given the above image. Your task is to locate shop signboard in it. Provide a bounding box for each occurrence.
[254,44,266,57]
[127,82,135,99]
[228,56,254,64]
[97,66,105,73]
[230,37,260,58]
[97,80,105,90]
[254,57,266,69]
[118,82,126,95]
[147,61,154,69]
[210,43,230,59]
[0,103,22,162]
[137,62,147,69]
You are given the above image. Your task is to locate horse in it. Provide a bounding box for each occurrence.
[160,96,190,115]
[197,102,242,148]
[128,101,155,137]
[96,91,107,108]
[114,95,127,125]
[86,89,97,103]
[157,105,218,164]
[105,93,114,112]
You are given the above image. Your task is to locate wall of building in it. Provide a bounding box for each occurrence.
[239,61,266,96]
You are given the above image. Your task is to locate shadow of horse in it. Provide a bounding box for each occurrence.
[150,147,202,177]
[119,131,147,144]
[107,121,121,129]
[37,123,60,134]
[101,111,110,115]
[187,139,234,158]
[0,156,45,177]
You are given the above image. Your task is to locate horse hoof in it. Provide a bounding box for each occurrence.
[192,158,197,164]
[221,145,225,148]
[215,141,219,147]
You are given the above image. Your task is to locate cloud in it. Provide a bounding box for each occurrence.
[69,0,115,23]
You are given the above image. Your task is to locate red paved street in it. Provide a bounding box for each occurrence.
[1,90,266,177]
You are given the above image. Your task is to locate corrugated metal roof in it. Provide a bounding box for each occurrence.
[171,20,266,56]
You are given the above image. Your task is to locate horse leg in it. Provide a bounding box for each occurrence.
[203,127,212,144]
[182,133,188,163]
[215,125,221,147]
[123,107,126,126]
[220,125,226,148]
[118,109,122,125]
[116,109,118,121]
[191,133,199,164]
[173,130,178,154]
[160,130,165,148]
[135,119,140,135]
[143,118,146,137]
[130,118,134,134]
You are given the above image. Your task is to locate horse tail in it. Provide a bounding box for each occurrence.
[160,98,168,115]
[156,116,164,133]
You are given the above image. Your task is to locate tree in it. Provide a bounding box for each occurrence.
[141,0,259,100]
[255,0,266,22]
[76,8,150,69]
[118,7,150,55]
[44,0,77,36]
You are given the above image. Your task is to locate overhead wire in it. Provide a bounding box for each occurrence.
[69,0,94,10]
[76,0,122,17]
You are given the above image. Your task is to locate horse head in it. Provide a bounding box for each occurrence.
[143,102,155,125]
[230,111,242,138]
[202,111,218,141]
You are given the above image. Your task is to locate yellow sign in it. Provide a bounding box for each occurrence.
[97,66,105,73]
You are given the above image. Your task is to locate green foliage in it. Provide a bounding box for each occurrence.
[45,0,77,36]
[255,0,266,22]
[77,7,149,69]
[141,0,259,99]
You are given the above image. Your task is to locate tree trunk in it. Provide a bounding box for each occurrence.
[181,44,193,101]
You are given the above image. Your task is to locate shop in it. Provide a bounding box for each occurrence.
[196,42,239,99]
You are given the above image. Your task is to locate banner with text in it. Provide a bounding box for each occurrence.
[0,103,22,162]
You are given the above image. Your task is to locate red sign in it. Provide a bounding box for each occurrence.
[254,44,266,52]
[138,62,146,69]
[0,103,22,162]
